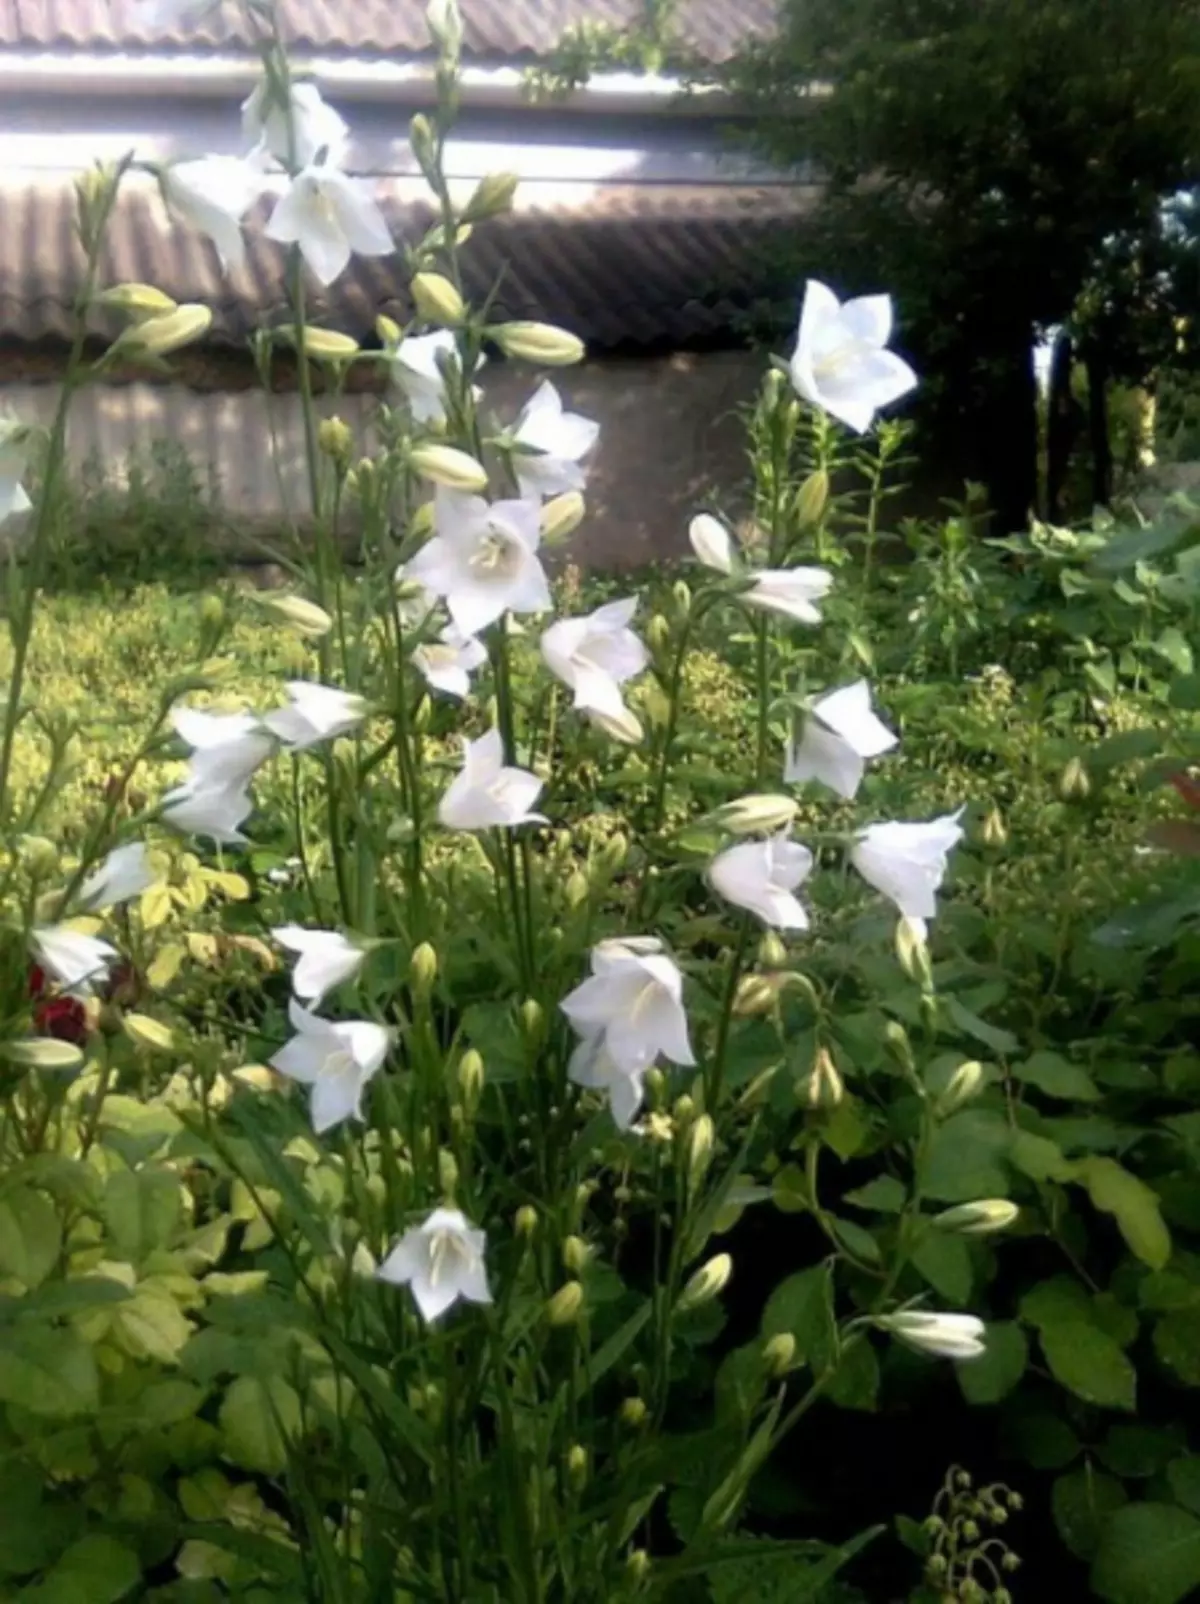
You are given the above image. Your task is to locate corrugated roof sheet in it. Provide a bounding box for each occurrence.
[0,173,815,356]
[0,0,776,64]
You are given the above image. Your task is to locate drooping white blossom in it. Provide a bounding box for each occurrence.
[438,728,545,831]
[243,79,349,170]
[162,156,263,271]
[879,1310,986,1361]
[31,926,118,996]
[389,330,484,425]
[741,567,833,626]
[265,167,393,287]
[540,597,647,723]
[272,926,366,1007]
[709,835,813,930]
[406,489,551,638]
[561,937,694,1129]
[789,279,918,434]
[171,707,275,790]
[851,810,965,922]
[0,415,32,523]
[377,1207,492,1324]
[688,514,734,574]
[511,381,600,499]
[161,780,255,844]
[79,843,157,912]
[263,683,368,750]
[412,627,488,700]
[785,680,898,801]
[270,998,391,1134]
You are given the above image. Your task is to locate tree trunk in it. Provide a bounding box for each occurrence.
[977,327,1039,535]
[1046,332,1080,522]
[1086,347,1113,507]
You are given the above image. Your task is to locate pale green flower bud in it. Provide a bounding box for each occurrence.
[1059,756,1091,801]
[646,613,671,652]
[540,491,586,543]
[411,271,465,327]
[980,807,1008,848]
[566,1443,588,1490]
[619,1396,648,1428]
[795,467,830,527]
[278,325,360,360]
[673,1094,696,1126]
[564,869,589,908]
[376,313,402,348]
[758,931,788,968]
[800,1045,843,1110]
[597,833,628,875]
[318,415,353,463]
[123,1013,175,1053]
[410,942,438,993]
[672,579,692,618]
[562,1235,589,1273]
[490,321,585,366]
[514,1204,538,1238]
[933,1199,1019,1236]
[677,1253,732,1312]
[96,282,177,321]
[895,916,933,989]
[712,793,799,835]
[733,974,777,1017]
[761,1331,796,1377]
[686,1113,715,1193]
[257,593,334,638]
[883,1020,914,1073]
[519,998,543,1043]
[199,594,225,631]
[545,1281,584,1326]
[457,1048,484,1108]
[410,443,489,492]
[461,171,520,222]
[624,1550,650,1585]
[937,1060,984,1116]
[114,302,212,356]
[19,836,58,875]
[0,1038,84,1072]
[437,1147,459,1195]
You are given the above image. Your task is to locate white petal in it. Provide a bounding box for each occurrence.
[689,513,734,573]
[326,172,394,257]
[784,721,866,801]
[310,1065,367,1133]
[839,293,893,348]
[811,680,897,759]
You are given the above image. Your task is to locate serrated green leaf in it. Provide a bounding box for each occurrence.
[1014,1051,1102,1102]
[218,1374,302,1475]
[912,1230,973,1303]
[1040,1321,1136,1411]
[1054,1467,1128,1561]
[1092,1503,1200,1604]
[922,1110,1011,1202]
[958,1321,1027,1405]
[0,1188,61,1289]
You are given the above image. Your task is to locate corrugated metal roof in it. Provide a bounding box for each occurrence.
[0,172,814,355]
[0,1,776,64]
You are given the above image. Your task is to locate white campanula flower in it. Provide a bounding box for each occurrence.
[390,330,484,425]
[585,703,644,746]
[789,279,918,434]
[161,780,254,844]
[688,513,734,574]
[879,1310,986,1361]
[406,489,551,638]
[567,1034,650,1131]
[438,728,545,831]
[377,1207,492,1324]
[412,627,488,700]
[263,683,368,750]
[511,381,600,499]
[171,706,275,790]
[561,936,694,1099]
[31,926,118,996]
[162,156,263,272]
[0,415,32,523]
[272,926,366,1007]
[742,567,833,626]
[785,680,898,801]
[540,597,647,723]
[265,166,393,287]
[243,80,349,170]
[270,998,391,1134]
[851,810,965,922]
[79,843,157,912]
[709,835,814,930]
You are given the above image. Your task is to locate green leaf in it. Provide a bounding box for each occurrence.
[0,1327,98,1417]
[1092,1503,1200,1604]
[761,1264,836,1372]
[0,1188,61,1290]
[958,1321,1028,1405]
[1004,1407,1081,1470]
[826,1338,878,1412]
[1075,1157,1171,1270]
[830,1216,882,1265]
[1169,672,1200,710]
[1153,1308,1200,1386]
[218,1374,302,1475]
[942,996,1019,1055]
[1021,1275,1091,1329]
[1014,1051,1102,1103]
[1154,626,1194,675]
[25,1534,139,1604]
[1099,1424,1186,1479]
[1167,1457,1200,1516]
[110,1288,193,1364]
[584,1304,651,1393]
[843,1175,906,1212]
[1008,1129,1074,1183]
[922,1110,1011,1202]
[912,1230,973,1303]
[103,1167,183,1267]
[1054,1467,1128,1561]
[1040,1322,1137,1411]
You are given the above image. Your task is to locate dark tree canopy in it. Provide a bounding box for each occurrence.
[724,0,1200,527]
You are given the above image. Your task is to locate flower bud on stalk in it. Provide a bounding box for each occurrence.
[545,1280,584,1326]
[933,1199,1019,1236]
[410,942,438,995]
[461,170,520,222]
[409,443,489,492]
[619,1396,648,1428]
[457,1048,484,1109]
[761,1331,796,1377]
[1059,756,1091,802]
[490,321,585,366]
[514,1204,538,1239]
[795,468,830,527]
[540,491,586,544]
[566,1443,588,1491]
[936,1060,985,1117]
[677,1253,732,1312]
[411,271,465,328]
[800,1045,843,1110]
[685,1113,715,1193]
[562,1234,589,1273]
[733,974,777,1017]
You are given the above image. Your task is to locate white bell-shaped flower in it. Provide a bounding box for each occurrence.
[742,567,833,625]
[851,810,965,922]
[162,156,263,271]
[272,927,366,1007]
[879,1310,986,1361]
[31,926,118,996]
[0,415,33,523]
[377,1207,492,1324]
[709,835,814,930]
[789,279,918,434]
[561,937,694,1080]
[540,597,647,723]
[406,489,551,638]
[171,707,275,790]
[161,781,254,844]
[243,80,349,170]
[265,166,393,287]
[688,513,734,574]
[511,381,600,499]
[412,627,488,700]
[270,998,391,1134]
[438,728,545,831]
[263,683,368,750]
[785,680,897,801]
[390,331,484,425]
[79,843,157,912]
[567,1033,651,1131]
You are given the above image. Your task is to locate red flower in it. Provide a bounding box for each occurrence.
[27,963,89,1045]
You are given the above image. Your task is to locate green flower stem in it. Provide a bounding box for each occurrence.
[753,614,771,785]
[706,913,754,1110]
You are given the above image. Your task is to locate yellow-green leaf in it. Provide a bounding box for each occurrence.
[218,1374,302,1475]
[1078,1157,1172,1271]
[0,1187,62,1289]
[146,942,187,990]
[139,883,173,929]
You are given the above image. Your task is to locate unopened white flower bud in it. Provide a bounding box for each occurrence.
[96,282,178,321]
[688,513,734,574]
[540,490,586,543]
[937,1060,985,1117]
[461,171,520,222]
[677,1253,732,1312]
[933,1199,1019,1236]
[491,321,585,366]
[114,303,213,357]
[411,271,466,328]
[257,593,334,638]
[410,443,488,492]
[712,794,798,835]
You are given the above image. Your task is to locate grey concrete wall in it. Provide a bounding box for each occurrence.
[3,350,764,571]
